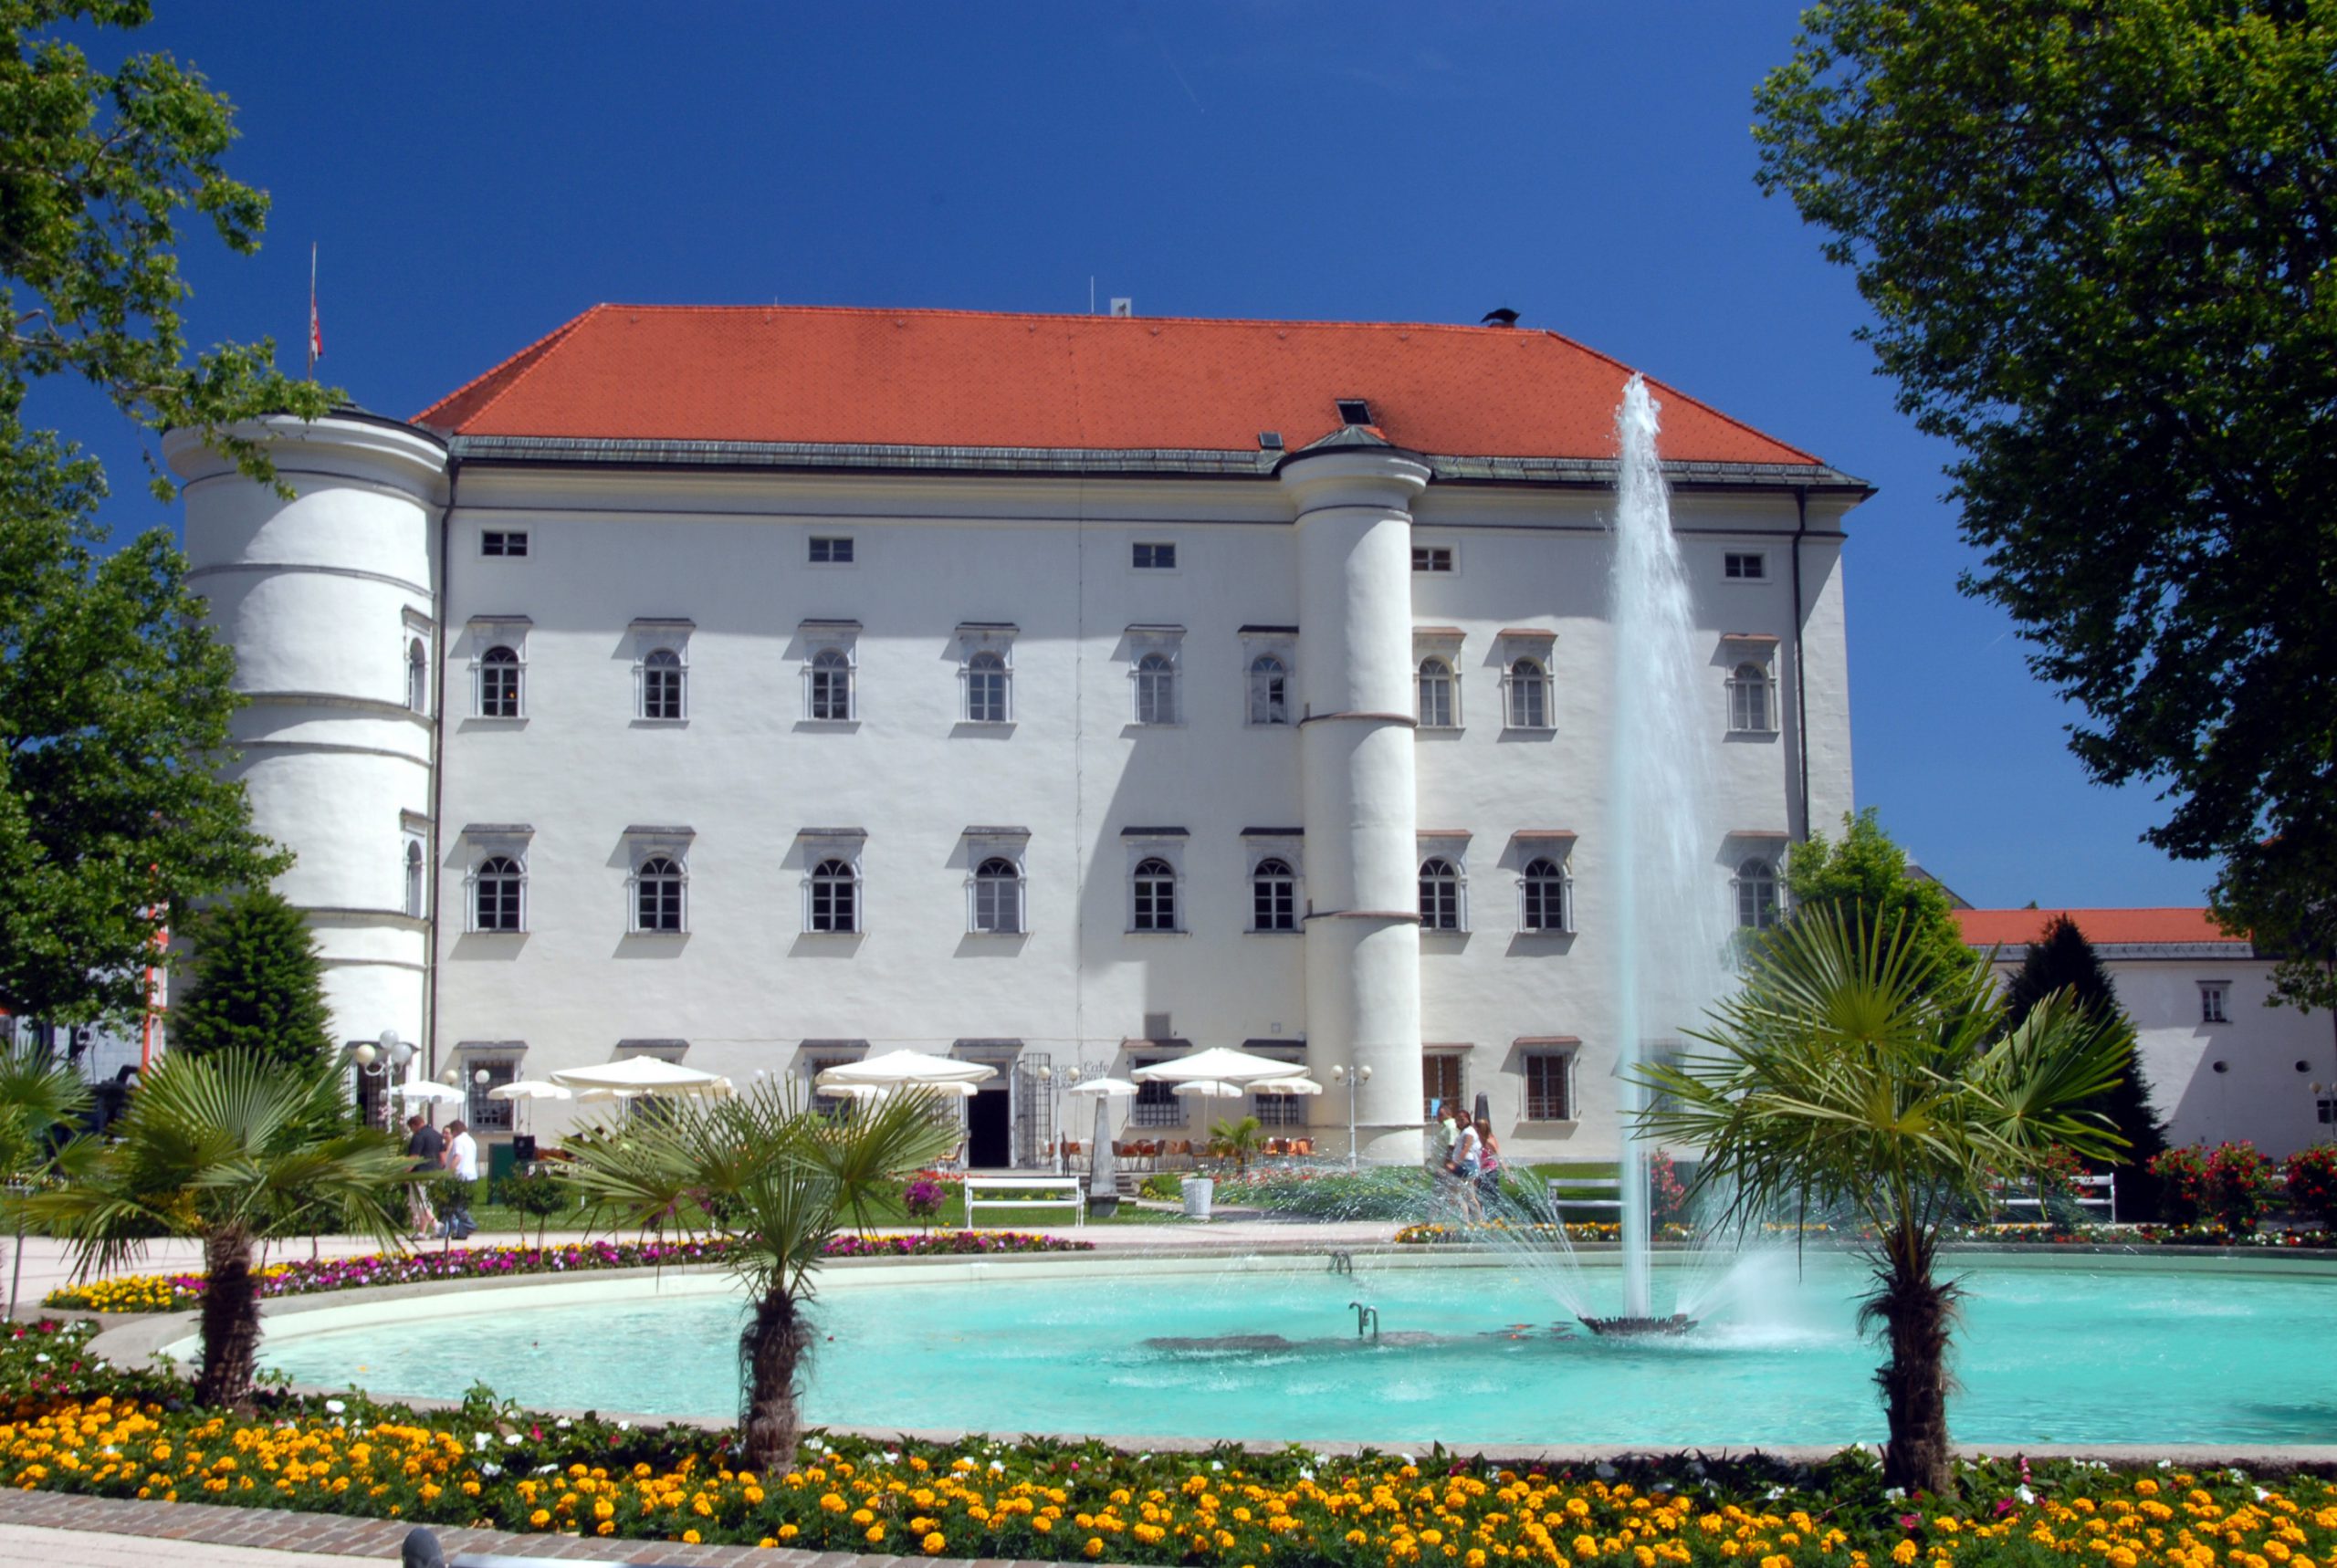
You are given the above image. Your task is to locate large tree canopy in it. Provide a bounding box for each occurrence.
[1754,2,2337,1004]
[0,2,333,1022]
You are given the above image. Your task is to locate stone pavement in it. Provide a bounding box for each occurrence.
[0,1488,1157,1567]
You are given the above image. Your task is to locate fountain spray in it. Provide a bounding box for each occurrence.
[1601,375,1732,1325]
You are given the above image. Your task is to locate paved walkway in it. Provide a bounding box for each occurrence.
[7,1217,1400,1314]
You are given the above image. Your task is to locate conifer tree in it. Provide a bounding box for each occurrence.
[168,888,336,1082]
[2005,914,2167,1217]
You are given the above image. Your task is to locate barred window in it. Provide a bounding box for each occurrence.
[478,646,522,718]
[1520,857,1571,933]
[965,651,1010,724]
[809,858,858,933]
[1417,657,1456,727]
[1525,1053,1573,1121]
[1132,857,1179,932]
[972,856,1022,934]
[475,855,523,932]
[641,648,686,720]
[808,648,854,721]
[1252,858,1296,932]
[1735,858,1778,930]
[634,855,685,933]
[1248,655,1290,726]
[466,1060,519,1132]
[1420,857,1462,932]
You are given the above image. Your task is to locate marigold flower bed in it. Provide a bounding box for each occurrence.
[3,1321,2333,1567]
[43,1232,1091,1313]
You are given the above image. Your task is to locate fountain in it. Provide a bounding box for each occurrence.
[1583,374,1738,1336]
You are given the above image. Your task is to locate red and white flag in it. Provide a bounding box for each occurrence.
[308,243,322,373]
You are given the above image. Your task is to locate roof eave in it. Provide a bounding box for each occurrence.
[439,434,1873,495]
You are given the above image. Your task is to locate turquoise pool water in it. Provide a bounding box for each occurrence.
[255,1255,2337,1447]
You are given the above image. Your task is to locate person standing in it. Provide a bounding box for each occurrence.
[1473,1117,1503,1213]
[442,1119,479,1240]
[403,1114,443,1239]
[1451,1114,1484,1222]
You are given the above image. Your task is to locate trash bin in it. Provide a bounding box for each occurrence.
[1181,1175,1214,1221]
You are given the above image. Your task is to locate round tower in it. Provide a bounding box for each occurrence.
[1280,442,1431,1164]
[164,413,449,1074]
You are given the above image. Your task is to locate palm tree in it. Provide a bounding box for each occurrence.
[21,1050,414,1411]
[558,1080,958,1472]
[1639,907,2130,1496]
[0,1040,93,1317]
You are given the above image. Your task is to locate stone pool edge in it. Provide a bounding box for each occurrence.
[71,1240,2337,1471]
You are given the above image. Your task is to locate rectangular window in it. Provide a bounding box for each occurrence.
[481,530,529,558]
[1422,1054,1463,1119]
[1411,546,1453,573]
[2200,982,2230,1024]
[1130,1059,1185,1127]
[466,1060,519,1132]
[1524,1053,1573,1121]
[809,536,854,564]
[1133,541,1177,570]
[1255,1090,1306,1128]
[1724,551,1766,580]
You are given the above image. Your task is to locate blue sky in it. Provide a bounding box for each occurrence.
[55,2,2210,909]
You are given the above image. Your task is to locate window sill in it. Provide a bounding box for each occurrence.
[1245,926,1303,936]
[632,717,689,728]
[465,928,527,936]
[966,927,1030,938]
[466,716,529,726]
[1421,926,1470,938]
[1127,721,1187,730]
[1501,725,1557,736]
[625,928,688,938]
[957,720,1016,731]
[796,718,860,731]
[1126,928,1189,936]
[1417,723,1464,733]
[1517,1119,1580,1129]
[1245,720,1297,731]
[802,927,864,937]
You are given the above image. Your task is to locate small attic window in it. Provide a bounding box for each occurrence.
[1258,432,1284,451]
[1336,399,1373,426]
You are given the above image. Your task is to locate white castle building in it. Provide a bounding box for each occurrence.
[164,305,1869,1166]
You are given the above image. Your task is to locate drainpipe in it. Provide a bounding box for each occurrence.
[424,455,458,1083]
[1791,486,1812,839]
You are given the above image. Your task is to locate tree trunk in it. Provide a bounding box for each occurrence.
[739,1289,812,1474]
[194,1229,263,1414]
[1867,1228,1958,1496]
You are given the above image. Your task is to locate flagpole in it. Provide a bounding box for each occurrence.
[307,243,319,381]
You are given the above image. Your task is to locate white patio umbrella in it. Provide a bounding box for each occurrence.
[392,1081,464,1104]
[550,1057,730,1097]
[814,1050,998,1088]
[826,1080,980,1100]
[1132,1046,1308,1087]
[1170,1079,1251,1099]
[1065,1076,1140,1098]
[1251,1077,1325,1094]
[487,1080,572,1102]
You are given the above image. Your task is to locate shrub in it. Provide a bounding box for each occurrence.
[1649,1151,1688,1227]
[2286,1144,2337,1229]
[1137,1173,1180,1201]
[902,1176,947,1227]
[2151,1141,2279,1234]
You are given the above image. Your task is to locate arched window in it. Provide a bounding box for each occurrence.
[1735,857,1779,930]
[474,854,523,932]
[965,651,1010,724]
[1420,857,1462,932]
[1132,856,1178,931]
[1134,652,1179,725]
[641,648,686,720]
[809,858,858,933]
[405,638,427,715]
[1247,655,1289,726]
[1252,857,1296,932]
[808,648,854,721]
[972,856,1022,933]
[634,854,685,933]
[1505,657,1551,729]
[1520,857,1571,934]
[478,645,522,718]
[403,840,425,920]
[1728,662,1774,734]
[1417,657,1456,727]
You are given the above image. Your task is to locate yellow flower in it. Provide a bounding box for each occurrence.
[1084,1537,1105,1559]
[682,1530,700,1544]
[866,1525,887,1545]
[1891,1541,1918,1565]
[528,1509,550,1528]
[925,1531,950,1554]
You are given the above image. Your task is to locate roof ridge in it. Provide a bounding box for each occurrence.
[550,301,1625,337]
[412,305,604,426]
[1522,326,1825,468]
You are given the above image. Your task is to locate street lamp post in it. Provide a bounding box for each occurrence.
[349,1029,414,1130]
[1329,1063,1372,1171]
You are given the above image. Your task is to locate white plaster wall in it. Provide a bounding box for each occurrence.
[425,465,1844,1157]
[1987,955,2337,1159]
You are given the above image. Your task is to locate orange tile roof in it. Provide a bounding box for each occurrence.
[414,304,1830,465]
[1956,908,2247,948]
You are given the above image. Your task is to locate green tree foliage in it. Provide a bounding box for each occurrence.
[0,2,339,1023]
[559,1082,959,1472]
[1753,3,2337,1008]
[1783,809,1975,982]
[2005,914,2168,1214]
[2213,834,2337,1014]
[22,1050,413,1409]
[1640,908,2130,1495]
[167,886,334,1077]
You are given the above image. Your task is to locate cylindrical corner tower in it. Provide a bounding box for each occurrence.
[1280,444,1431,1164]
[165,414,449,1066]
